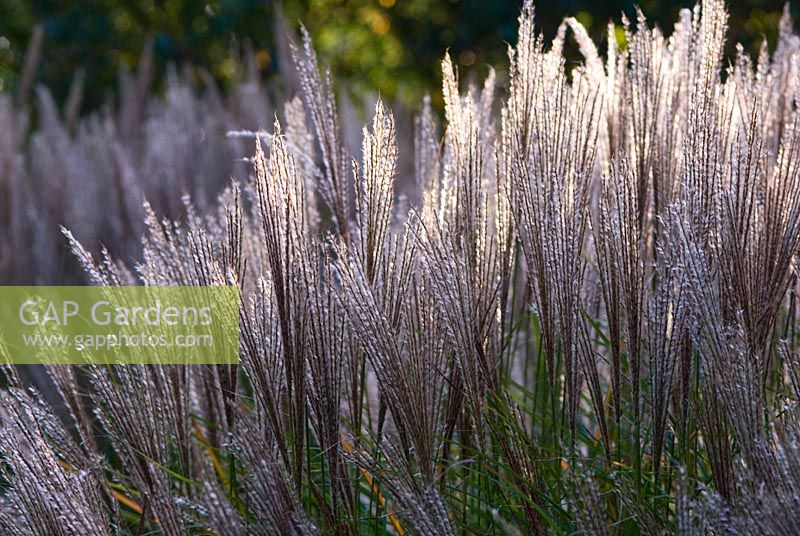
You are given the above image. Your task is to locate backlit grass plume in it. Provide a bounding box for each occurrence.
[2,0,800,533]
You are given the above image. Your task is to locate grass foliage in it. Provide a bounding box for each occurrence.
[2,0,800,533]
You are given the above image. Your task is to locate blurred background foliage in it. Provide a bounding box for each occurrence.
[0,0,797,113]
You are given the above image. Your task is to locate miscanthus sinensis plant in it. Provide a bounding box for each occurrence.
[3,0,800,533]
